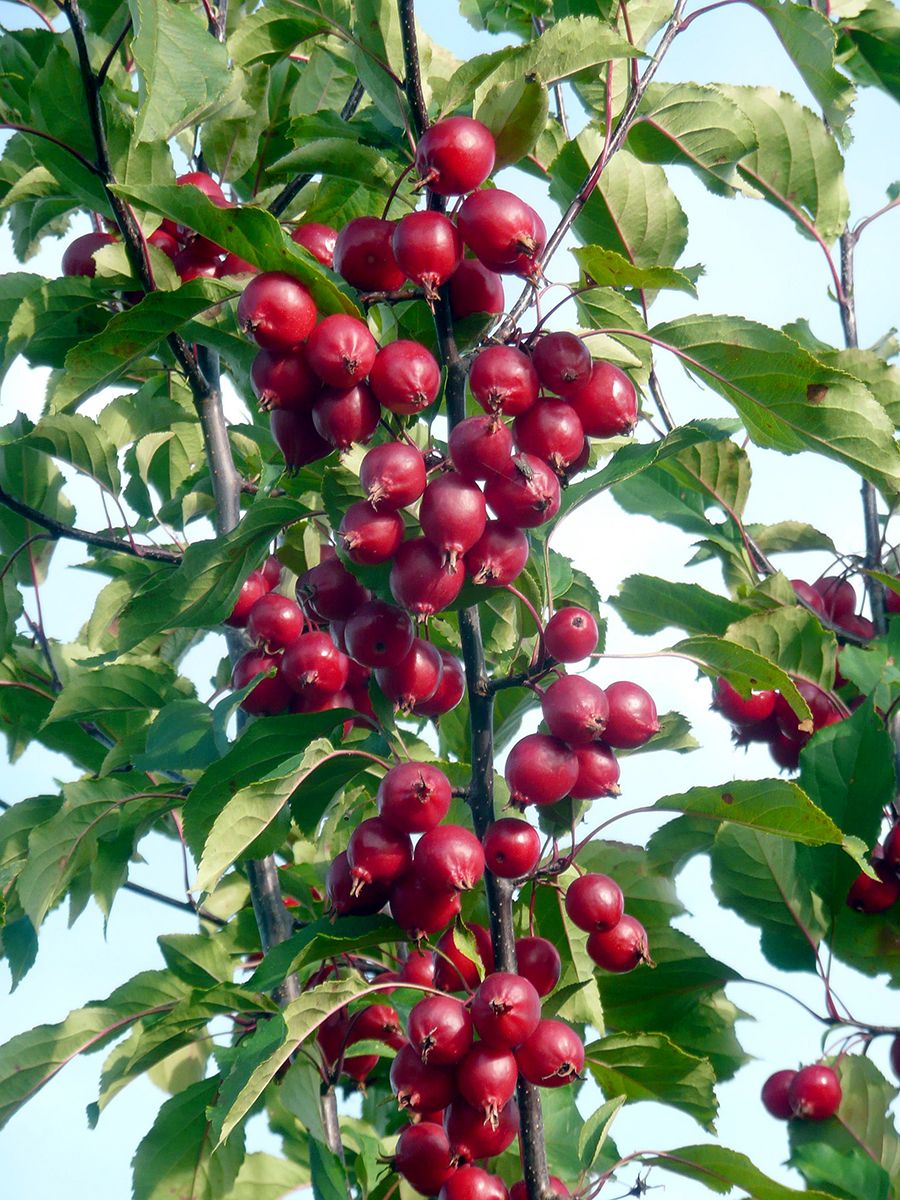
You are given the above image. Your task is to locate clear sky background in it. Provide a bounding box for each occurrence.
[1,1,899,1197]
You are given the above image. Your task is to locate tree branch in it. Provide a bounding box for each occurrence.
[0,485,181,563]
[496,0,687,340]
[96,17,132,87]
[268,81,364,218]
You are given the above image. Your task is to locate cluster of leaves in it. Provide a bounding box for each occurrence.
[0,0,899,1199]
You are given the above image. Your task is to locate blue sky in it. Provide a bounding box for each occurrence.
[1,1,899,1197]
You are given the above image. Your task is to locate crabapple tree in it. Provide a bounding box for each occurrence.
[0,1,899,1199]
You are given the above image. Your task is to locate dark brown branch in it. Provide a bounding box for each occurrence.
[122,879,227,926]
[398,0,429,134]
[268,81,364,218]
[96,17,132,87]
[0,122,104,177]
[497,0,687,339]
[0,485,181,563]
[839,231,886,636]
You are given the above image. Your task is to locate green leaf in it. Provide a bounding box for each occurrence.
[196,740,373,893]
[132,1076,246,1200]
[577,1095,626,1171]
[837,0,900,102]
[648,314,900,499]
[627,82,757,196]
[24,413,121,493]
[201,65,272,182]
[532,870,604,1030]
[709,825,827,972]
[611,575,755,636]
[54,278,235,411]
[550,136,687,269]
[220,1153,310,1200]
[229,0,329,68]
[722,604,838,691]
[754,0,856,138]
[158,933,233,989]
[746,520,837,554]
[113,184,360,316]
[129,0,232,142]
[474,78,549,171]
[310,1140,347,1200]
[44,659,179,724]
[644,1143,852,1198]
[211,977,372,1147]
[118,497,310,649]
[586,1033,718,1130]
[132,698,218,773]
[273,137,415,202]
[672,633,814,720]
[0,573,23,656]
[250,914,401,992]
[653,778,847,846]
[721,85,849,241]
[789,1055,900,1200]
[6,277,111,370]
[573,244,699,296]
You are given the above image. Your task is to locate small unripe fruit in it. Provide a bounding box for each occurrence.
[544,607,599,662]
[415,116,496,196]
[369,340,441,415]
[565,874,624,932]
[483,818,541,878]
[470,346,539,416]
[360,441,428,510]
[505,733,578,808]
[333,217,405,291]
[603,681,660,748]
[761,1069,796,1120]
[567,361,638,438]
[515,1019,584,1087]
[471,972,541,1048]
[788,1064,842,1120]
[237,272,317,351]
[531,332,592,395]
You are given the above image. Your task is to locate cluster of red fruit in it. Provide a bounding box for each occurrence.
[846,816,900,915]
[761,1063,842,1122]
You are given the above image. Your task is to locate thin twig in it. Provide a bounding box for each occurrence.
[96,17,132,86]
[852,195,900,243]
[268,81,364,218]
[0,122,104,177]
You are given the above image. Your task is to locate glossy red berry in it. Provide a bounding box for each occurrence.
[270,408,332,472]
[443,1097,519,1163]
[389,873,461,939]
[458,189,545,277]
[317,1009,377,1083]
[565,874,624,932]
[464,521,528,588]
[61,231,116,277]
[415,116,496,196]
[713,678,777,726]
[761,1069,797,1120]
[351,1003,405,1050]
[840,613,875,639]
[505,733,578,808]
[347,818,413,891]
[375,637,444,711]
[770,731,802,772]
[541,675,609,745]
[232,650,292,715]
[440,1168,507,1200]
[603,681,660,748]
[846,863,900,912]
[408,994,473,1065]
[173,245,220,281]
[484,455,561,528]
[390,537,465,616]
[515,1019,584,1087]
[280,631,350,704]
[338,501,404,565]
[773,681,839,742]
[400,949,436,987]
[390,1042,457,1113]
[483,819,541,878]
[433,923,495,992]
[395,1122,457,1196]
[791,579,827,613]
[393,211,463,299]
[472,972,541,1049]
[344,600,414,668]
[298,557,370,621]
[420,474,487,567]
[570,743,621,799]
[237,271,317,351]
[176,169,227,204]
[326,850,389,916]
[251,348,318,412]
[567,361,638,438]
[377,762,452,833]
[813,576,856,621]
[544,607,598,661]
[218,251,256,276]
[470,346,539,416]
[531,332,592,396]
[413,651,466,718]
[457,1045,519,1126]
[788,1064,842,1120]
[148,227,180,260]
[263,555,284,587]
[369,340,441,415]
[515,936,561,997]
[449,260,505,319]
[360,441,427,511]
[306,314,378,388]
[514,400,585,475]
[891,1037,900,1082]
[291,222,338,268]
[415,825,486,892]
[246,593,304,650]
[587,914,651,973]
[226,570,269,627]
[334,217,406,291]
[312,383,380,450]
[448,415,514,482]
